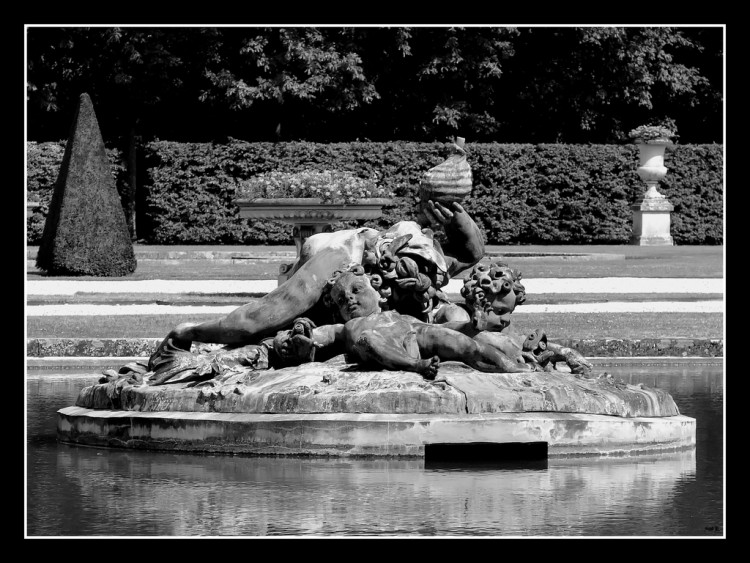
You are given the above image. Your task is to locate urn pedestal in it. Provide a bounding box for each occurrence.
[236,197,389,283]
[631,140,674,246]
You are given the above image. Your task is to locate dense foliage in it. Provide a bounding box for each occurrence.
[27,26,723,145]
[26,140,723,246]
[27,26,722,243]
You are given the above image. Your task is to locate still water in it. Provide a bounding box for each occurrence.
[26,363,724,537]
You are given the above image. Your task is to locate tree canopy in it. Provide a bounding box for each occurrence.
[26,25,723,145]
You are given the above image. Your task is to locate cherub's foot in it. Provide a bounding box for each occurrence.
[417,356,440,379]
[564,350,594,375]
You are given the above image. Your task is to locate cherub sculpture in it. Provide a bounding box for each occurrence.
[147,201,485,374]
[441,261,594,375]
[271,264,532,378]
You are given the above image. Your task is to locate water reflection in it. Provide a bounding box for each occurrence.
[26,364,723,537]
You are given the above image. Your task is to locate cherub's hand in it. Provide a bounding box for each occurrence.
[417,356,440,379]
[423,200,465,228]
[273,324,320,366]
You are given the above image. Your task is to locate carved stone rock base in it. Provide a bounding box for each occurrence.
[57,355,695,458]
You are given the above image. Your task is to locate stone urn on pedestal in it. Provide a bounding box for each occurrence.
[628,125,676,246]
[234,170,390,283]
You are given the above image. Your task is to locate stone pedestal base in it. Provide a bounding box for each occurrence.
[631,197,674,246]
[58,356,696,458]
[57,408,696,458]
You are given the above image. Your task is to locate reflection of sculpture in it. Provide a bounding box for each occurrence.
[273,265,531,378]
[148,200,485,375]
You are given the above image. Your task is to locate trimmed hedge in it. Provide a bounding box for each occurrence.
[140,140,448,244]
[35,93,136,276]
[26,141,128,245]
[465,143,724,244]
[27,140,723,245]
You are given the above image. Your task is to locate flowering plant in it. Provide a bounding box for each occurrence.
[236,170,391,204]
[627,124,677,143]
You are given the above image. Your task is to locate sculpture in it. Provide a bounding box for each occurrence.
[69,150,694,460]
[111,197,593,387]
[147,200,486,375]
[441,261,594,375]
[127,250,590,389]
[271,265,531,378]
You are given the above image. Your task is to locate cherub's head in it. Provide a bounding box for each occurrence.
[461,261,526,324]
[324,264,385,322]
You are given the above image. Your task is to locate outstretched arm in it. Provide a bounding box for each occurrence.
[415,324,531,374]
[311,324,346,349]
[421,201,485,278]
[272,319,347,366]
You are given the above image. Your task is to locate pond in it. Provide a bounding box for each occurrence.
[25,362,723,537]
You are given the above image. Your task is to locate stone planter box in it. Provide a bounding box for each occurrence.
[235,197,389,223]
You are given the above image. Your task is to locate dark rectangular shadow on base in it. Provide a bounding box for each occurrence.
[424,442,548,470]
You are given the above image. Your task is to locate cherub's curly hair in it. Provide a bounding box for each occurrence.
[367,233,443,319]
[322,254,443,322]
[322,263,391,319]
[460,261,526,313]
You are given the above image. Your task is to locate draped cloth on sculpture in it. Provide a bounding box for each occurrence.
[374,221,449,286]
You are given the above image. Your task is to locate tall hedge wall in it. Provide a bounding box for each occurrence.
[27,140,723,246]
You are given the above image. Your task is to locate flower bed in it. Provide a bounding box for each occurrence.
[236,170,392,204]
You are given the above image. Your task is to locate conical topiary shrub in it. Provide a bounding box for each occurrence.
[36,93,137,276]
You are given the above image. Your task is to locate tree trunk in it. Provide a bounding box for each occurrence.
[125,125,138,240]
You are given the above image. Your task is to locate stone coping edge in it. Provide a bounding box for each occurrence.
[28,337,724,358]
[57,407,696,458]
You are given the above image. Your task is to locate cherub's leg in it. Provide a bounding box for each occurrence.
[149,246,353,370]
[350,328,440,378]
[415,325,531,373]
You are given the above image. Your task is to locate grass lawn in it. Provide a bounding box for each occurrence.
[26,312,724,340]
[26,244,724,342]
